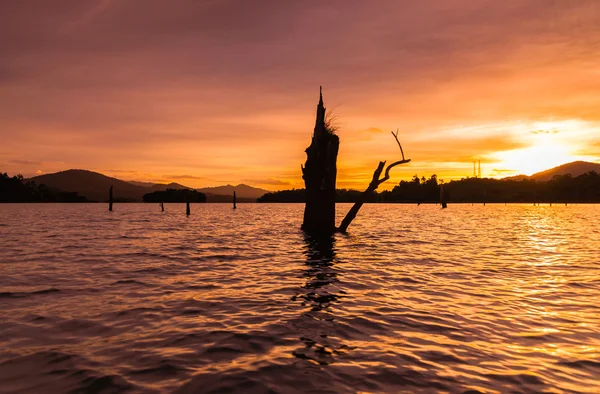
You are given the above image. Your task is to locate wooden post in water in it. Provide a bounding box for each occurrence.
[440,185,447,209]
[109,185,113,211]
[186,201,190,216]
[160,202,164,212]
[233,191,237,209]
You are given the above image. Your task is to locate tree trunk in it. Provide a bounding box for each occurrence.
[301,87,339,235]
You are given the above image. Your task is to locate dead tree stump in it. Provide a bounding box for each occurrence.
[301,87,339,235]
[300,90,411,234]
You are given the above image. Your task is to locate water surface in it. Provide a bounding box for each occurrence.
[1,203,599,393]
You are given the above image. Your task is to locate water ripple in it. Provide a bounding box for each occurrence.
[0,203,599,393]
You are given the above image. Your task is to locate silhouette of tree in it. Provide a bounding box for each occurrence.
[261,172,600,204]
[301,87,339,234]
[0,173,87,202]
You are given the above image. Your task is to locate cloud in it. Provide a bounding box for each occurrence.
[407,134,529,163]
[530,129,559,134]
[107,169,139,174]
[491,168,517,174]
[164,174,208,181]
[8,159,42,165]
[62,0,113,34]
[1,0,599,185]
[574,141,600,157]
[243,177,291,186]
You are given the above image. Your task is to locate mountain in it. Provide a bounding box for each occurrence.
[502,161,600,182]
[28,170,269,202]
[30,170,194,201]
[197,184,269,199]
[129,181,191,190]
[529,161,600,181]
[128,181,158,187]
[31,169,148,201]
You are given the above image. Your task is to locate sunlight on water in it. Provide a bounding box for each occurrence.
[0,203,599,393]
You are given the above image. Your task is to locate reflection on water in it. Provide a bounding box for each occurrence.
[297,234,338,312]
[0,203,599,393]
[292,234,342,365]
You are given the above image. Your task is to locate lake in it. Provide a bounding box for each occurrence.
[1,203,599,393]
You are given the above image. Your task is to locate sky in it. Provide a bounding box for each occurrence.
[1,0,599,190]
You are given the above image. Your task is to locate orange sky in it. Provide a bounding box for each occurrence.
[1,1,599,190]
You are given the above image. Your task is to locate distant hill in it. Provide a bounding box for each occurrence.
[30,170,194,201]
[28,170,268,202]
[529,161,600,181]
[129,180,191,190]
[197,184,269,199]
[31,169,148,202]
[128,180,156,187]
[503,161,600,182]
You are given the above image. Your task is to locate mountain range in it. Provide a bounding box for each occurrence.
[29,170,269,202]
[24,161,600,202]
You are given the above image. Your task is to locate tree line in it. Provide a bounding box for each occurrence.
[5,171,600,204]
[258,172,600,203]
[0,173,88,202]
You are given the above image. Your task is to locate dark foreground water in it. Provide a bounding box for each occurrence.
[0,203,599,393]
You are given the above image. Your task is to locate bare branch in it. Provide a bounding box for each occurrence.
[376,158,412,186]
[338,132,411,233]
[391,129,405,161]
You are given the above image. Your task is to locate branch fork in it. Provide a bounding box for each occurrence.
[337,130,411,233]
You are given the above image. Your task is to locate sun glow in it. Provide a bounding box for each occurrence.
[485,120,595,176]
[493,143,575,176]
